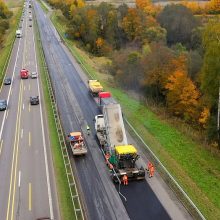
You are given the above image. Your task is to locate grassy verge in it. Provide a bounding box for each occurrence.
[34,16,76,220]
[0,1,23,84]
[50,10,220,220]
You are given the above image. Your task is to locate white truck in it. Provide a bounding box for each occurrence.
[16,29,22,38]
[94,103,145,181]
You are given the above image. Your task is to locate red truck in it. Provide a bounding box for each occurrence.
[20,69,29,79]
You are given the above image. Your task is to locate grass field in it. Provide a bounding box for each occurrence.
[34,15,77,220]
[0,0,23,85]
[49,9,220,220]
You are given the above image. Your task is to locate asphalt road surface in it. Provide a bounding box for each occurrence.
[0,3,60,220]
[34,1,193,220]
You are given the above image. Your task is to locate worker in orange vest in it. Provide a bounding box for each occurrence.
[109,163,113,170]
[122,174,128,185]
[147,161,153,171]
[105,153,110,164]
[149,164,155,178]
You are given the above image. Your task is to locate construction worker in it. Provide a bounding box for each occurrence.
[149,164,155,178]
[147,161,153,172]
[122,174,128,186]
[105,153,110,165]
[87,125,90,135]
[109,163,113,170]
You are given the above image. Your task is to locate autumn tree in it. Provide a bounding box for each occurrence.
[165,70,200,121]
[140,43,175,100]
[136,0,158,16]
[121,8,143,41]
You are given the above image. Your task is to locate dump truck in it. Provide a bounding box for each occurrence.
[88,80,103,96]
[94,103,145,182]
[67,132,87,155]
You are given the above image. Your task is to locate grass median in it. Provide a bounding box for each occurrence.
[50,9,220,220]
[34,16,77,220]
[0,0,23,85]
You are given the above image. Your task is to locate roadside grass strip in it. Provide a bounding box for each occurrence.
[34,12,84,220]
[50,9,220,220]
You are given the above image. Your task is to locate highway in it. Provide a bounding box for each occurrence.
[0,2,59,220]
[34,1,193,220]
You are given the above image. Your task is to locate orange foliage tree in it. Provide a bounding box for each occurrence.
[165,70,200,121]
[136,0,158,16]
[121,8,143,41]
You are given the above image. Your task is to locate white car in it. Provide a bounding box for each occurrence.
[31,72,37,78]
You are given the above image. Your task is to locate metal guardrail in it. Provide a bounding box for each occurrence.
[34,12,84,220]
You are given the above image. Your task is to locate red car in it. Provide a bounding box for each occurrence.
[20,68,29,79]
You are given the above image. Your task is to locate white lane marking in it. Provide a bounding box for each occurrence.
[0,29,23,140]
[29,84,31,90]
[18,171,21,188]
[0,139,3,155]
[33,12,54,219]
[21,129,23,139]
[6,110,9,119]
[10,88,13,96]
[24,86,26,91]
[23,104,25,110]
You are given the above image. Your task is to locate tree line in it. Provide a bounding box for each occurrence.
[46,0,220,146]
[0,0,12,48]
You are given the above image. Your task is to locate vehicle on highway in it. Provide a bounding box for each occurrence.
[29,15,32,21]
[67,132,88,155]
[88,79,103,96]
[29,3,31,8]
[0,100,7,111]
[94,101,145,182]
[4,77,12,85]
[20,68,29,79]
[29,23,32,27]
[16,29,22,38]
[30,96,39,105]
[31,71,37,78]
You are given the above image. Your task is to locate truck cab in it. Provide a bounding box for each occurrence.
[20,69,29,79]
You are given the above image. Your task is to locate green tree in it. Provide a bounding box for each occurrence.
[157,4,199,48]
[201,22,220,143]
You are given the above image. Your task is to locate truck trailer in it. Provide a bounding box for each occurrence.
[94,103,145,182]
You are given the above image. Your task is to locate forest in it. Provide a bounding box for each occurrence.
[46,0,220,147]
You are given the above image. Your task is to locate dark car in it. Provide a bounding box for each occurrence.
[0,100,7,111]
[4,77,12,85]
[30,96,39,105]
[29,23,32,27]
